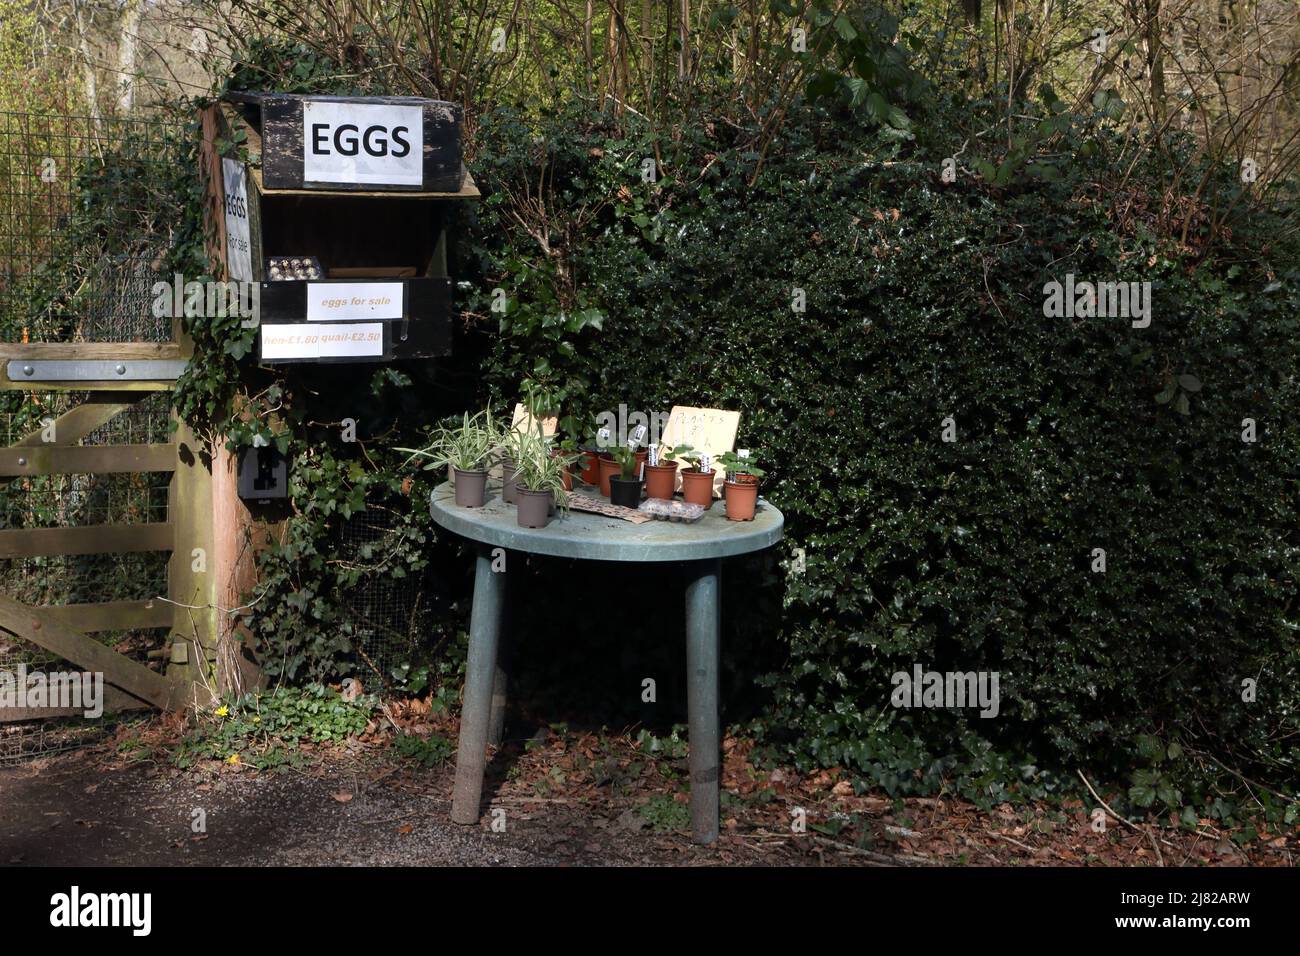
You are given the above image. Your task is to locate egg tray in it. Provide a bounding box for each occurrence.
[266,255,324,281]
[637,498,706,523]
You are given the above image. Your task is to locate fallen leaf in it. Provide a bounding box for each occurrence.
[332,792,354,803]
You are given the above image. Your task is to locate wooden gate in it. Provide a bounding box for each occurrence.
[0,112,212,727]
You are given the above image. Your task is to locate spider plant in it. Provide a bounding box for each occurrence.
[398,407,501,473]
[513,429,570,514]
[397,407,501,507]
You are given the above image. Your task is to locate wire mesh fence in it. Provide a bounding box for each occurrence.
[0,112,185,753]
[338,507,428,682]
[0,111,185,344]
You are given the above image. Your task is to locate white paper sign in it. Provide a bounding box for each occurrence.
[261,322,384,360]
[221,158,252,281]
[302,101,423,186]
[306,282,404,321]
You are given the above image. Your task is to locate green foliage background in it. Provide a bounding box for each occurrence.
[10,1,1295,827]
[464,100,1300,821]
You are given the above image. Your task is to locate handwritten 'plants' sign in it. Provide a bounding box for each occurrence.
[306,282,404,321]
[659,406,740,499]
[261,323,384,361]
[302,101,423,187]
[221,158,252,281]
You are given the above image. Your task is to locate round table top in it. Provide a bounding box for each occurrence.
[429,481,783,562]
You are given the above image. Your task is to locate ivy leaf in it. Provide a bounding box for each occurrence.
[1129,783,1156,808]
[1177,373,1202,392]
[1135,734,1165,763]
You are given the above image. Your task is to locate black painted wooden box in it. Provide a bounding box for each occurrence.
[226,91,463,193]
[210,93,479,364]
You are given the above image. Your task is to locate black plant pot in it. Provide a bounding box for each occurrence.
[609,476,643,508]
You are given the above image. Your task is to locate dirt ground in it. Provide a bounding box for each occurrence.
[1,707,1295,867]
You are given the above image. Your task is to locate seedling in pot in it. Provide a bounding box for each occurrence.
[669,445,716,508]
[662,444,699,467]
[643,443,680,500]
[607,440,644,507]
[718,449,765,483]
[719,449,765,521]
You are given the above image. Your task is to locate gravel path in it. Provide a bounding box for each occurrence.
[0,751,557,866]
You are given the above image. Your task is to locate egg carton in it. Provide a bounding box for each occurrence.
[266,255,324,281]
[638,498,706,523]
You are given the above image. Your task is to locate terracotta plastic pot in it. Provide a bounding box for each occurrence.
[501,460,519,504]
[515,487,552,528]
[549,450,574,491]
[609,476,643,508]
[578,448,600,485]
[681,469,715,508]
[597,456,622,497]
[644,462,678,500]
[723,477,759,521]
[453,468,488,507]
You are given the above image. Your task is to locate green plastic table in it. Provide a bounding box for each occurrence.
[429,480,784,844]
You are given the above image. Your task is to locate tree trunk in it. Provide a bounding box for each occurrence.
[1145,0,1167,124]
[115,0,144,115]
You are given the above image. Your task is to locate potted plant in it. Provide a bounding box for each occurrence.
[718,449,766,521]
[512,429,570,528]
[552,435,582,491]
[607,442,644,507]
[671,445,716,508]
[595,424,622,496]
[498,426,523,504]
[398,408,499,508]
[643,446,679,500]
[576,421,604,486]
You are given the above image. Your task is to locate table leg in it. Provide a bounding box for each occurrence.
[487,553,511,746]
[488,662,508,747]
[685,557,721,845]
[451,546,507,825]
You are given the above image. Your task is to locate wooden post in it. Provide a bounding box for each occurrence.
[166,416,216,704]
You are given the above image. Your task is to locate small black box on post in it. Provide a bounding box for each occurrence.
[237,445,289,501]
[207,92,479,365]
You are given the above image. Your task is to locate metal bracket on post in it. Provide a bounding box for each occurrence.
[7,360,189,382]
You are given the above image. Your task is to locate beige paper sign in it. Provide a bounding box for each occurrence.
[657,406,740,498]
[510,402,557,438]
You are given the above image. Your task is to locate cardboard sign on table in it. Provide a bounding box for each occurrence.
[657,406,740,498]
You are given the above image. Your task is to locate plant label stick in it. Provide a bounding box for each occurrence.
[597,426,612,449]
[630,424,647,448]
[699,452,712,474]
[648,446,660,466]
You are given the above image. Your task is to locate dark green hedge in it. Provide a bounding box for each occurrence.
[465,104,1300,814]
